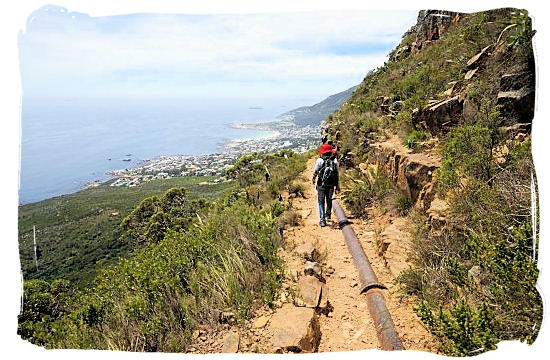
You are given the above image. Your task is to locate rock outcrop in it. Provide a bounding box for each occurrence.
[412,96,463,135]
[269,304,321,353]
[369,138,441,210]
[411,10,462,54]
[496,71,535,125]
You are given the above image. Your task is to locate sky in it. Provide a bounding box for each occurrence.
[18,5,418,101]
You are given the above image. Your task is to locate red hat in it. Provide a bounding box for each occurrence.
[318,143,335,154]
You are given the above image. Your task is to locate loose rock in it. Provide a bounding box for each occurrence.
[252,315,271,329]
[221,332,240,353]
[298,275,324,308]
[304,261,322,278]
[293,242,319,262]
[269,304,321,352]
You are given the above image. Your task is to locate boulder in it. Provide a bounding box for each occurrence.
[392,45,411,61]
[390,100,404,113]
[298,275,325,308]
[375,96,390,107]
[466,45,492,69]
[370,141,441,210]
[501,123,531,139]
[496,72,535,125]
[269,304,321,352]
[304,261,322,278]
[221,332,240,353]
[411,10,462,54]
[293,242,319,262]
[497,87,535,125]
[500,71,532,92]
[413,95,462,134]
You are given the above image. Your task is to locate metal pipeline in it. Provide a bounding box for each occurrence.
[332,199,404,351]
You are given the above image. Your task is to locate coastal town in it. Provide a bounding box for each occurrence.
[104,118,321,188]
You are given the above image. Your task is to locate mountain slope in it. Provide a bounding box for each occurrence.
[322,8,540,355]
[280,85,358,126]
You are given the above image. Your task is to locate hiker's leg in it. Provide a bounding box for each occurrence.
[317,186,326,221]
[326,187,334,219]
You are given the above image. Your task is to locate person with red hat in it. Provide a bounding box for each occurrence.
[312,143,340,227]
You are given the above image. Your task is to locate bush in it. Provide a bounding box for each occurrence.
[396,193,412,215]
[407,140,541,354]
[341,167,392,217]
[415,301,498,356]
[436,123,495,190]
[403,129,429,150]
[288,182,306,198]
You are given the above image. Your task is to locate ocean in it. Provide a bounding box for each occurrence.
[19,97,316,204]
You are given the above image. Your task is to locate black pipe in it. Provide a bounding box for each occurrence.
[332,199,404,351]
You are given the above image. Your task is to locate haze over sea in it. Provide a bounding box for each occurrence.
[20,96,315,204]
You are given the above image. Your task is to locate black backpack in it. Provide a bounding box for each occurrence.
[319,156,337,187]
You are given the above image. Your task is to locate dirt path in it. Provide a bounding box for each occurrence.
[281,157,439,352]
[188,157,439,354]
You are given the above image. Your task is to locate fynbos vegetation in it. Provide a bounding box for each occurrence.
[18,151,307,351]
[323,8,539,355]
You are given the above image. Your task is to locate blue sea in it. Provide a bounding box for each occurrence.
[19,97,316,204]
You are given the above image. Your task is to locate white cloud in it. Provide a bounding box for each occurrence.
[19,7,417,99]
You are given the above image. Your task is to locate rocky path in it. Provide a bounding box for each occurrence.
[188,157,439,354]
[278,157,438,353]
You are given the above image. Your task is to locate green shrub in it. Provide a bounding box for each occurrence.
[396,193,412,215]
[436,123,495,190]
[415,301,498,356]
[341,168,392,217]
[403,129,429,150]
[409,140,541,354]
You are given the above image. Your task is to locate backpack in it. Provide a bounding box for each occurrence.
[318,156,337,188]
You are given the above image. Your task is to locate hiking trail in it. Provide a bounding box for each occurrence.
[188,157,439,354]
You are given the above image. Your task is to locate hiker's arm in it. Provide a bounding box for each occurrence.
[312,159,321,184]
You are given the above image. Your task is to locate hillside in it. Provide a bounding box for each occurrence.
[322,8,540,355]
[18,176,233,285]
[280,85,358,126]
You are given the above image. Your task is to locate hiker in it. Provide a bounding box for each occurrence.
[312,143,340,227]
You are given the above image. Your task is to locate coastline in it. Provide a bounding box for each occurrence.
[20,116,320,205]
[98,117,320,189]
